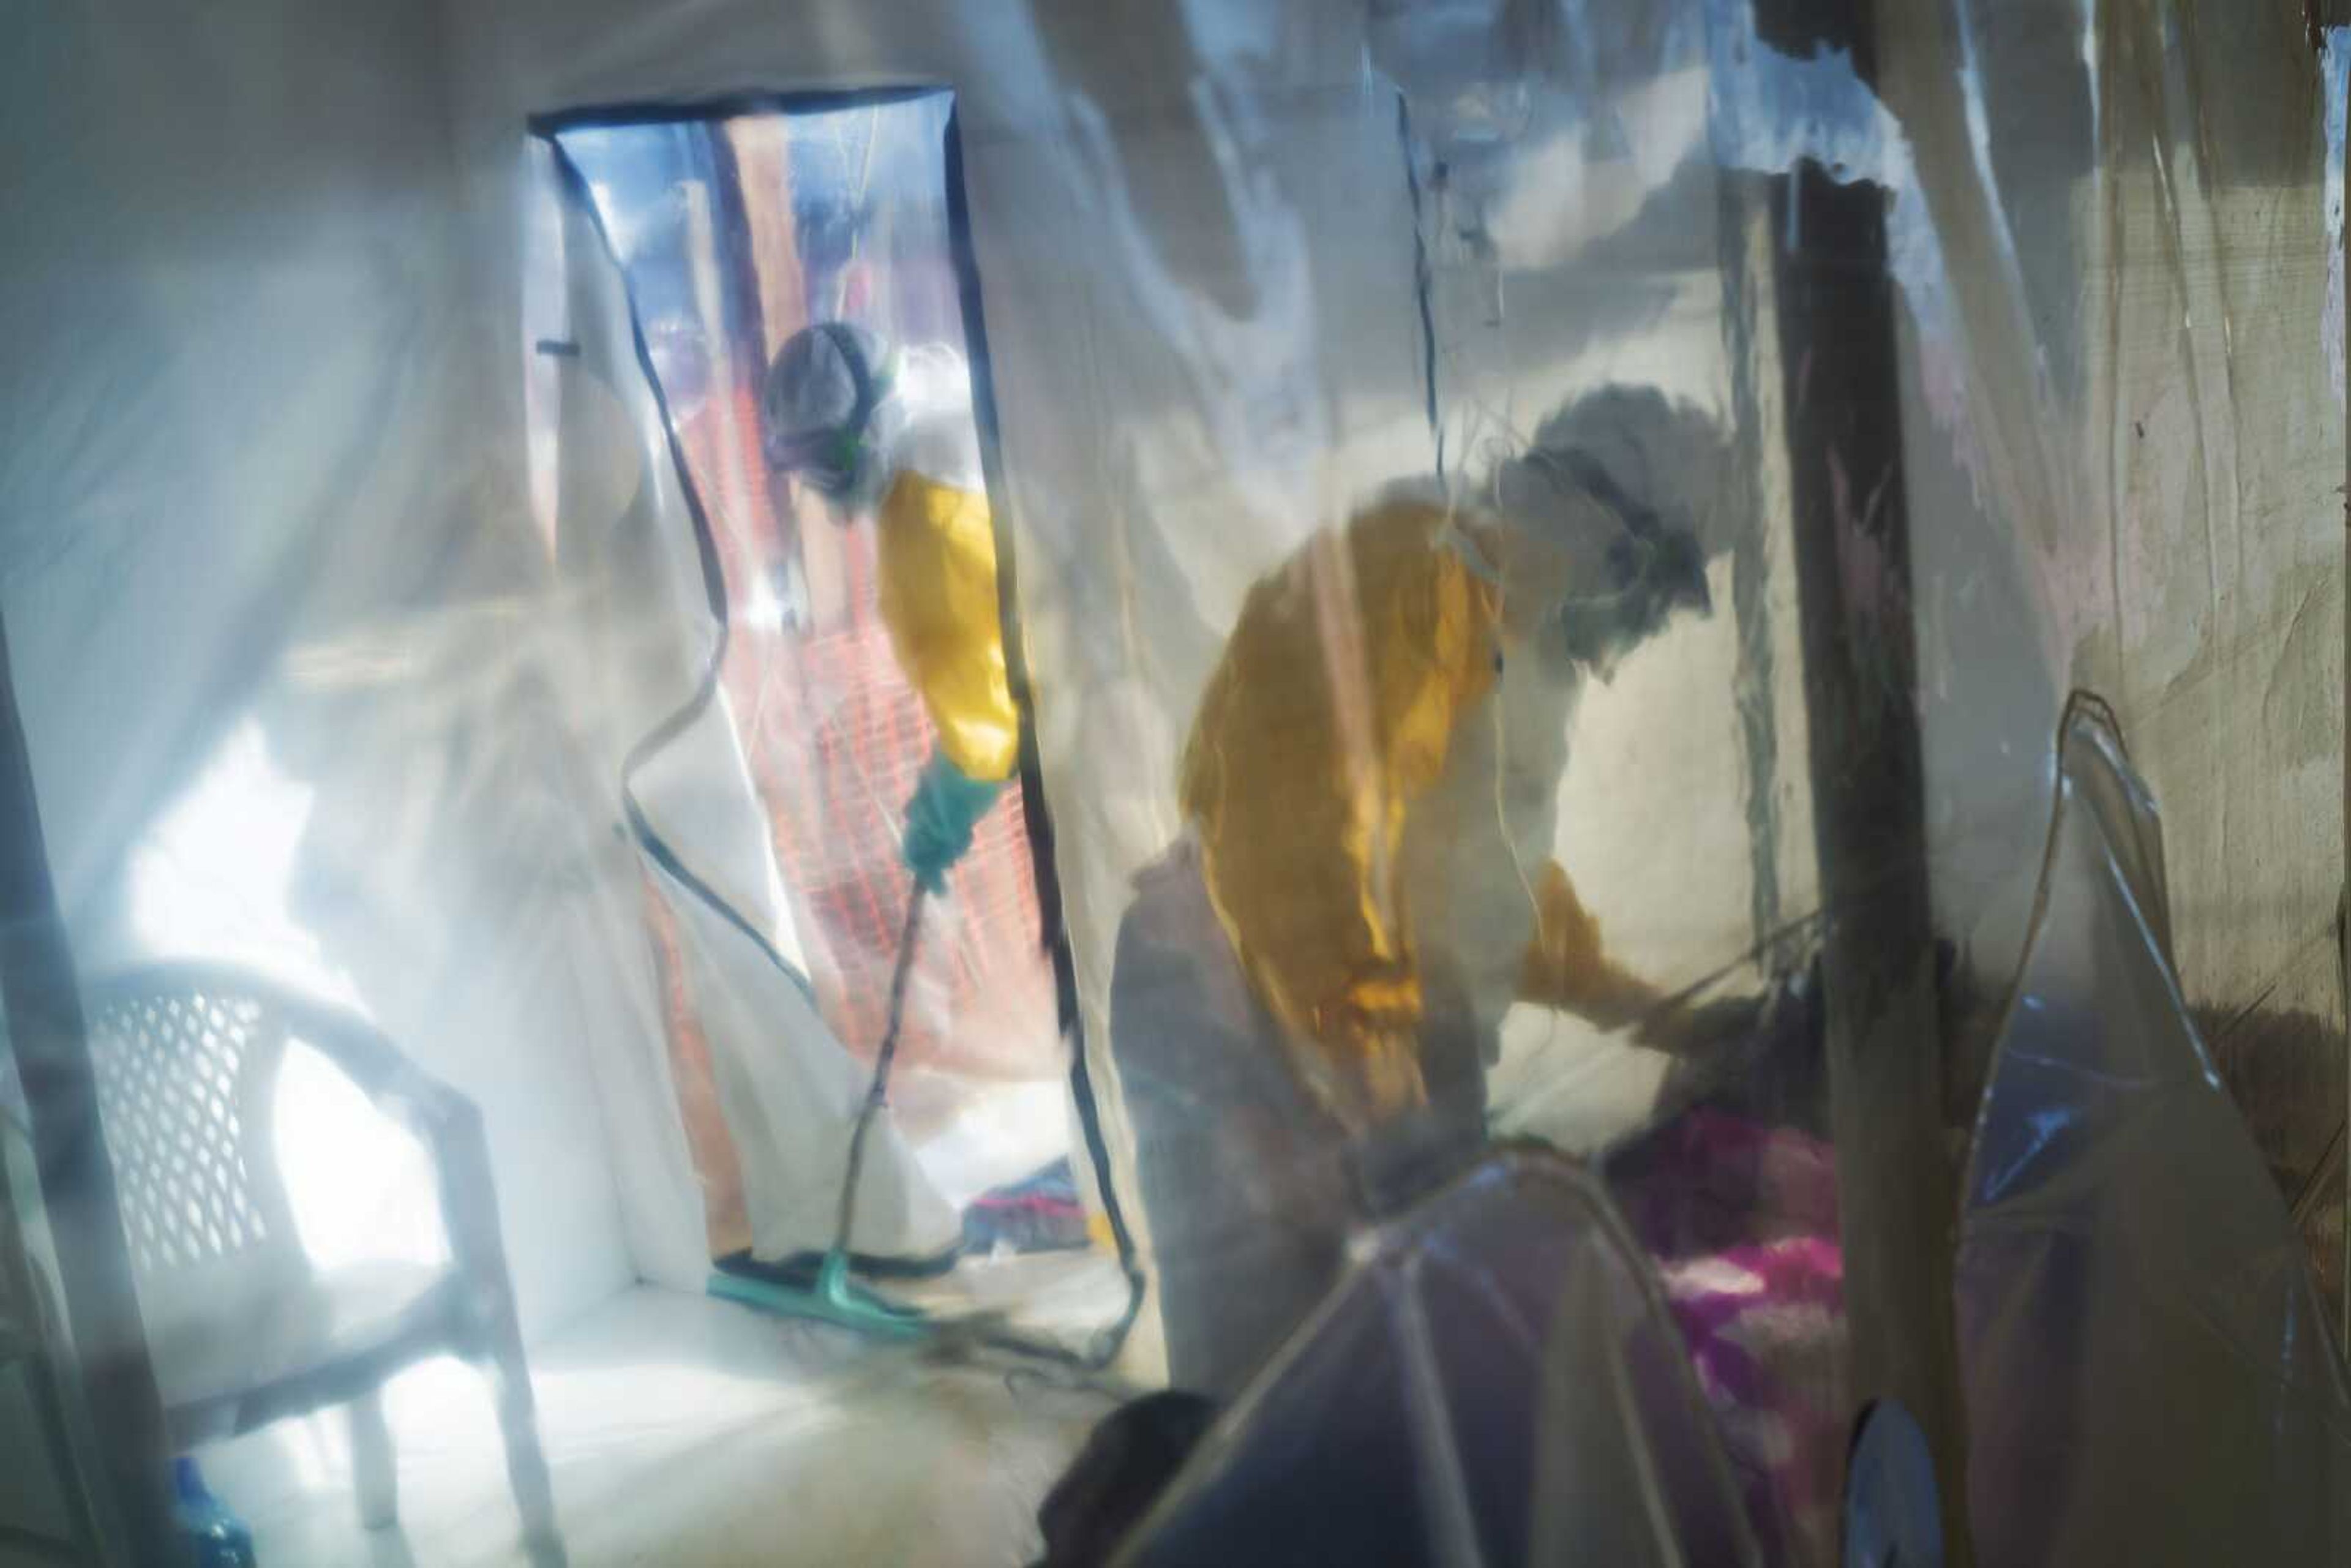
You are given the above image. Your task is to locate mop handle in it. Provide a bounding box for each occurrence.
[830,888,930,1261]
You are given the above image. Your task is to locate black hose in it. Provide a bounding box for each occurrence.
[545,137,825,1015]
[831,891,928,1258]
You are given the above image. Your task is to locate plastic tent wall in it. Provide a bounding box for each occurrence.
[1956,701,2351,1563]
[7,1,697,1343]
[4,0,2349,1559]
[460,0,2345,1299]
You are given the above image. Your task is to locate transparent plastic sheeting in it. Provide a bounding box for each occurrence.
[0,0,2344,1562]
[1117,1150,1765,1568]
[538,99,1082,1278]
[1120,706,2351,1566]
[1955,703,2351,1565]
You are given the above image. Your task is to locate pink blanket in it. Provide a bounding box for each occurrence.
[1621,1108,1847,1564]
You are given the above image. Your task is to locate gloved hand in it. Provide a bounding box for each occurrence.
[901,751,1004,894]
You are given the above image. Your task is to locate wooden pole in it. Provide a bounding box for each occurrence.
[1755,0,1974,1556]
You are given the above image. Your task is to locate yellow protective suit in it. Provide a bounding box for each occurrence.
[1179,497,1664,1125]
[872,468,1020,785]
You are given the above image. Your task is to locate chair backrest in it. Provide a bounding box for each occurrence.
[80,972,306,1300]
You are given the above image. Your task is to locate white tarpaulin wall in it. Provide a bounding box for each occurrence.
[4,0,2349,1560]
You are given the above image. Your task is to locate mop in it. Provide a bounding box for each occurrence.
[709,891,939,1340]
[712,891,1123,1359]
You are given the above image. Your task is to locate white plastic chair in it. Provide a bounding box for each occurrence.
[81,962,564,1564]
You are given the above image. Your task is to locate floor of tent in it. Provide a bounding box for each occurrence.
[197,1284,1117,1567]
[190,1003,1674,1567]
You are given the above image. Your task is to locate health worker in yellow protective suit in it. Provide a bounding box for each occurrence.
[760,322,1016,895]
[1111,387,1730,1397]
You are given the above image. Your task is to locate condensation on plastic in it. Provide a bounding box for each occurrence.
[1956,700,2351,1565]
[1,0,2346,1559]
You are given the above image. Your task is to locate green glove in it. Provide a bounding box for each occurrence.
[901,752,1004,894]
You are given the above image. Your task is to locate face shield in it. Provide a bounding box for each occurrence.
[1486,387,1725,680]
